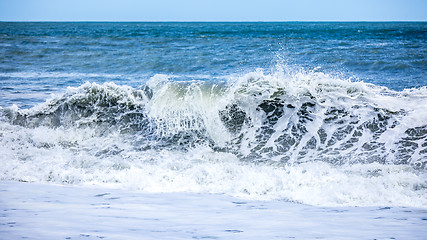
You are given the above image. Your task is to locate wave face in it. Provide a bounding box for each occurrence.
[1,70,427,207]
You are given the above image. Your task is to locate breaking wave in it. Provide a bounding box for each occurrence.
[1,68,427,207]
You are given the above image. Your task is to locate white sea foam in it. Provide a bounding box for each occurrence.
[0,123,425,208]
[1,69,426,208]
[2,181,426,240]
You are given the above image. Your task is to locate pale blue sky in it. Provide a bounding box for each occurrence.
[0,0,426,21]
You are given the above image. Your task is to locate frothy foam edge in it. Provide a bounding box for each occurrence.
[1,69,426,208]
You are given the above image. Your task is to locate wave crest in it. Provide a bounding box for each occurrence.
[2,70,426,168]
[1,69,427,207]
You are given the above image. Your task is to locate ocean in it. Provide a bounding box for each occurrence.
[0,22,426,239]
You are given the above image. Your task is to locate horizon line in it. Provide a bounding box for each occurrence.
[1,20,426,23]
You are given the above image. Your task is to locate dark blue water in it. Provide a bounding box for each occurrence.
[0,22,426,108]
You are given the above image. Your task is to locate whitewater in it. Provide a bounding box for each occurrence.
[0,22,426,239]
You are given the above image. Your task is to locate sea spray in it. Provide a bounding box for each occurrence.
[1,69,426,207]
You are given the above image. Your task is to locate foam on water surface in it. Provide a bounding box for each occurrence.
[1,181,427,240]
[1,21,426,239]
[1,69,426,208]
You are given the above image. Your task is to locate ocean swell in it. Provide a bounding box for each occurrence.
[3,70,426,167]
[1,69,426,207]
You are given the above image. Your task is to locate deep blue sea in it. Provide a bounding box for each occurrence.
[1,23,427,236]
